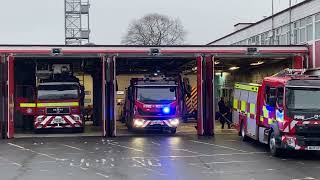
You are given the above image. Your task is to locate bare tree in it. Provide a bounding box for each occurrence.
[122,13,186,45]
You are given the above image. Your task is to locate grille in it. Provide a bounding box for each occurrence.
[46,107,69,114]
[295,124,320,137]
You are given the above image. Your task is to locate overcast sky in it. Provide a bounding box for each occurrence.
[0,0,304,45]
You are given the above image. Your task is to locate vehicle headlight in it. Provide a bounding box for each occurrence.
[36,117,43,122]
[286,137,296,147]
[169,118,179,126]
[133,119,145,127]
[74,116,81,121]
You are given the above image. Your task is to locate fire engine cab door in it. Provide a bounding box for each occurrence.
[0,55,14,139]
[103,56,116,137]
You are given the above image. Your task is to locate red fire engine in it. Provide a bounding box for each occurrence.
[122,75,182,134]
[233,69,320,156]
[16,64,85,132]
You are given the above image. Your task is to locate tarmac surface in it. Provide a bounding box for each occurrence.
[1,122,320,180]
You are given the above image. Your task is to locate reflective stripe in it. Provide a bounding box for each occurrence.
[241,101,246,112]
[260,116,264,122]
[37,102,79,107]
[20,103,36,108]
[233,99,238,109]
[250,104,256,114]
[262,106,268,118]
[268,118,274,125]
[276,110,284,122]
[235,83,259,92]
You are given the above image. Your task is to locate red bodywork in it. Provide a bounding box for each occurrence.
[123,77,181,130]
[16,84,84,130]
[235,71,320,151]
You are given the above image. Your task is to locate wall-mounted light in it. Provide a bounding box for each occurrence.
[250,61,264,66]
[229,66,240,71]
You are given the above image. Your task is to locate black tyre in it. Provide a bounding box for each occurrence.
[269,131,282,156]
[240,122,248,141]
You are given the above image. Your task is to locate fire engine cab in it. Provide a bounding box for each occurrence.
[233,69,320,156]
[17,64,85,132]
[122,75,181,134]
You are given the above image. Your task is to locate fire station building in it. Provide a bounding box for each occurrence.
[208,0,320,69]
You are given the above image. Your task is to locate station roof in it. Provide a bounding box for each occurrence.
[2,45,308,74]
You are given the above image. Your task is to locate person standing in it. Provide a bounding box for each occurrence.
[218,97,231,129]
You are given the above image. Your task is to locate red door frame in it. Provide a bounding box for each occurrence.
[197,56,204,135]
[197,55,215,136]
[104,56,116,137]
[0,55,15,139]
[204,55,214,136]
[7,55,15,138]
[293,55,304,69]
[0,55,6,139]
[102,56,107,137]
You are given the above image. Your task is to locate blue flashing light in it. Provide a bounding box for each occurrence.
[162,107,170,114]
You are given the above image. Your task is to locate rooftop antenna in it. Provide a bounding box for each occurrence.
[64,0,90,45]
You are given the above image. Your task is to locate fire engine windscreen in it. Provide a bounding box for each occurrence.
[286,88,320,109]
[137,87,176,103]
[38,84,79,100]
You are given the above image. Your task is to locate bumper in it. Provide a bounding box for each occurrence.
[281,135,320,151]
[34,115,83,129]
[133,119,179,130]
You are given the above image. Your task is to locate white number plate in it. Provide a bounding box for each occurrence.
[307,146,320,150]
[150,120,164,125]
[53,118,65,124]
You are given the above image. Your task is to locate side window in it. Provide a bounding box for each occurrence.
[277,87,284,108]
[265,86,276,107]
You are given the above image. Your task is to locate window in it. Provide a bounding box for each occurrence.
[277,87,284,107]
[316,14,320,40]
[265,86,276,107]
[300,19,307,43]
[256,35,260,45]
[306,17,313,41]
[274,29,280,45]
[300,27,306,43]
[250,37,256,45]
[261,33,265,45]
[293,22,299,44]
[286,88,320,110]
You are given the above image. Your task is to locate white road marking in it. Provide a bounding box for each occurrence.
[189,160,257,166]
[96,173,109,178]
[143,167,167,176]
[172,149,207,155]
[62,144,83,151]
[225,140,237,142]
[7,143,66,161]
[125,151,267,159]
[189,140,248,153]
[0,156,22,167]
[108,142,144,152]
[151,141,161,146]
[64,153,82,155]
